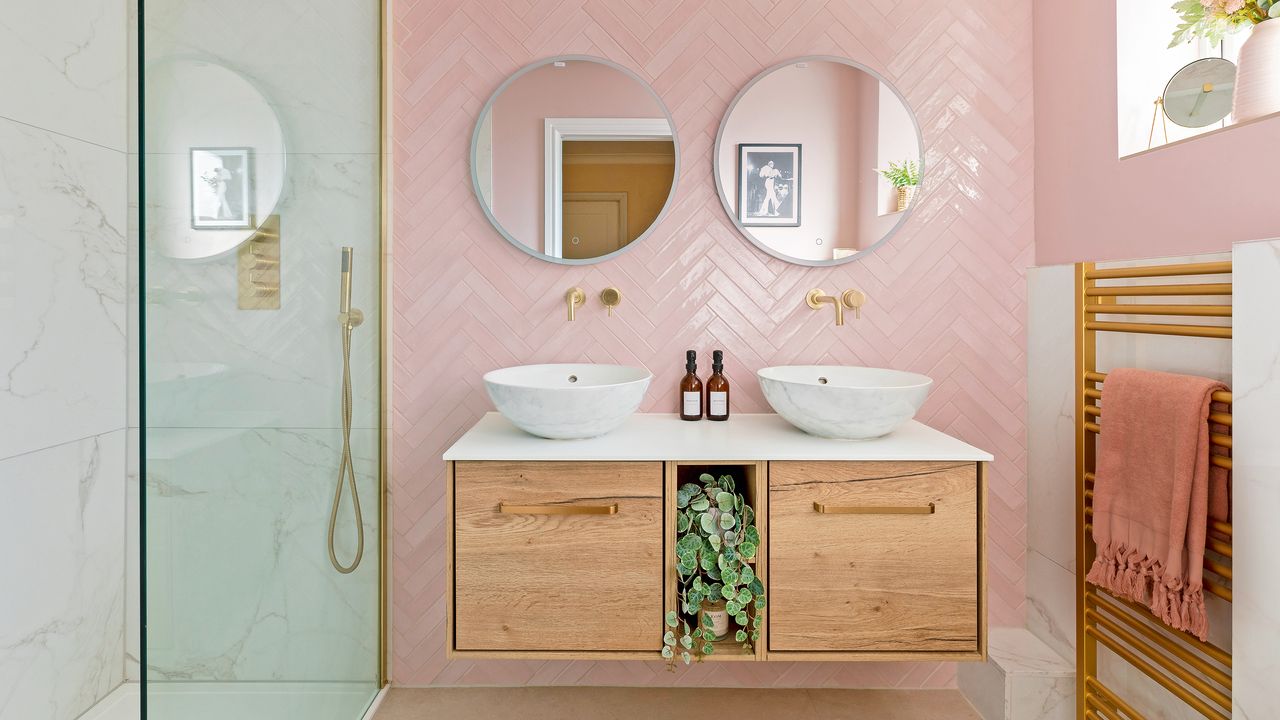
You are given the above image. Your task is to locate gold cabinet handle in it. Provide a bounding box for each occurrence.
[498,502,618,515]
[813,501,935,515]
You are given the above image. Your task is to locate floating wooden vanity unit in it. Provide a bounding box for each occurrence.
[443,413,992,662]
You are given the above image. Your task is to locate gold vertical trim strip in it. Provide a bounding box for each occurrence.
[1076,261,1098,720]
[377,0,391,689]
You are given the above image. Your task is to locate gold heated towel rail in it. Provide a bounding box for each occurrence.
[1076,260,1233,720]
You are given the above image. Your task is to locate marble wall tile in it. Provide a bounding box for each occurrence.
[0,118,128,458]
[142,0,378,155]
[0,431,126,720]
[0,0,128,151]
[144,427,379,682]
[1025,550,1075,661]
[125,428,140,682]
[1026,265,1076,573]
[1230,238,1280,720]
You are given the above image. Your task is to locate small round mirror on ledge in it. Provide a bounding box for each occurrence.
[1162,57,1237,129]
[713,56,924,266]
[470,56,680,265]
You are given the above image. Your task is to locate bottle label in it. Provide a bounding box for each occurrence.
[683,391,701,416]
[709,391,728,416]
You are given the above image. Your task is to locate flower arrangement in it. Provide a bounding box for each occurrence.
[874,159,921,188]
[1170,0,1280,47]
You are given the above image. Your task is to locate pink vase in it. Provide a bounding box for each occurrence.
[1233,20,1280,123]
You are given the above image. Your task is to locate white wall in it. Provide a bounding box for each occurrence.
[0,1,130,718]
[1116,0,1243,157]
[1026,253,1233,719]
[1231,237,1280,720]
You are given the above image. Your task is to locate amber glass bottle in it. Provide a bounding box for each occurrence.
[680,350,703,421]
[706,350,730,421]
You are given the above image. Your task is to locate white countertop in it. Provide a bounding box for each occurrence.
[443,413,993,462]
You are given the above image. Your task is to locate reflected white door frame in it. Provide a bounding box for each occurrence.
[542,117,673,258]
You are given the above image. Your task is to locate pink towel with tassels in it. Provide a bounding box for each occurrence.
[1085,368,1229,641]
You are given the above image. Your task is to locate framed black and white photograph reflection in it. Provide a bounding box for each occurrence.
[737,143,800,227]
[191,147,254,229]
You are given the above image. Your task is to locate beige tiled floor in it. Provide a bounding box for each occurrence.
[375,687,981,719]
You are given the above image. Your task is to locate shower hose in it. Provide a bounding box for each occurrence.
[328,307,364,574]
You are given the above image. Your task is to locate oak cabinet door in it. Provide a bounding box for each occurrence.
[768,461,980,654]
[453,461,664,652]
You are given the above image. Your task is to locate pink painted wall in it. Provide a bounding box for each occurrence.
[717,62,863,261]
[393,0,1032,687]
[1034,0,1280,265]
[490,61,666,249]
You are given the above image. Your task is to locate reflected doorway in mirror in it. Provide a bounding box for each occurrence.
[737,144,801,227]
[190,147,254,230]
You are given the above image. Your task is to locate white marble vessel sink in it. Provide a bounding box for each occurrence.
[483,364,652,440]
[758,366,932,439]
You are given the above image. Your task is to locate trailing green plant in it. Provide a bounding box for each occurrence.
[1170,0,1278,48]
[662,472,764,667]
[874,159,920,188]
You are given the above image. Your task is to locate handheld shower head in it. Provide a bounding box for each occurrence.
[340,246,354,314]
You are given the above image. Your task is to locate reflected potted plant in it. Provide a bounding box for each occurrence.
[875,160,921,212]
[1171,0,1280,121]
[663,472,764,667]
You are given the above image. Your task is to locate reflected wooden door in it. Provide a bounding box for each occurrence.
[563,192,627,260]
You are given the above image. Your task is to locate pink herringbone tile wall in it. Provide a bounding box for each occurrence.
[392,0,1032,687]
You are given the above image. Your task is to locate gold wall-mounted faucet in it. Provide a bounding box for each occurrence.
[566,286,586,321]
[806,288,867,326]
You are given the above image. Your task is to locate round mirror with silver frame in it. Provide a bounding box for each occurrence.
[470,56,680,265]
[1163,57,1236,128]
[713,56,924,266]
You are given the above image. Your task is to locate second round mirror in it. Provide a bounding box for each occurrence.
[714,57,923,265]
[471,57,679,264]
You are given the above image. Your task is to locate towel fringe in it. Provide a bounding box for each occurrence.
[1087,542,1209,641]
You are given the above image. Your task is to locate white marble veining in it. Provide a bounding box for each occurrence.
[1026,266,1075,574]
[125,428,140,682]
[0,0,128,151]
[757,365,932,440]
[144,427,379,682]
[483,364,652,440]
[0,118,127,459]
[142,0,379,155]
[0,431,125,720]
[445,412,992,461]
[1231,238,1280,720]
[958,628,1073,720]
[1025,550,1076,661]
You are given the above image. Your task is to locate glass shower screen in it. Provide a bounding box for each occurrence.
[138,1,384,718]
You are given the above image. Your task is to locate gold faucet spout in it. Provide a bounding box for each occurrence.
[806,289,844,326]
[566,287,586,321]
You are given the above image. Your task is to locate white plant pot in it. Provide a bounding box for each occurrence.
[1233,20,1280,123]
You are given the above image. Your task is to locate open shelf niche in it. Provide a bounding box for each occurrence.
[664,461,767,662]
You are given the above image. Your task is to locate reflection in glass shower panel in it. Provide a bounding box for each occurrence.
[141,0,383,717]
